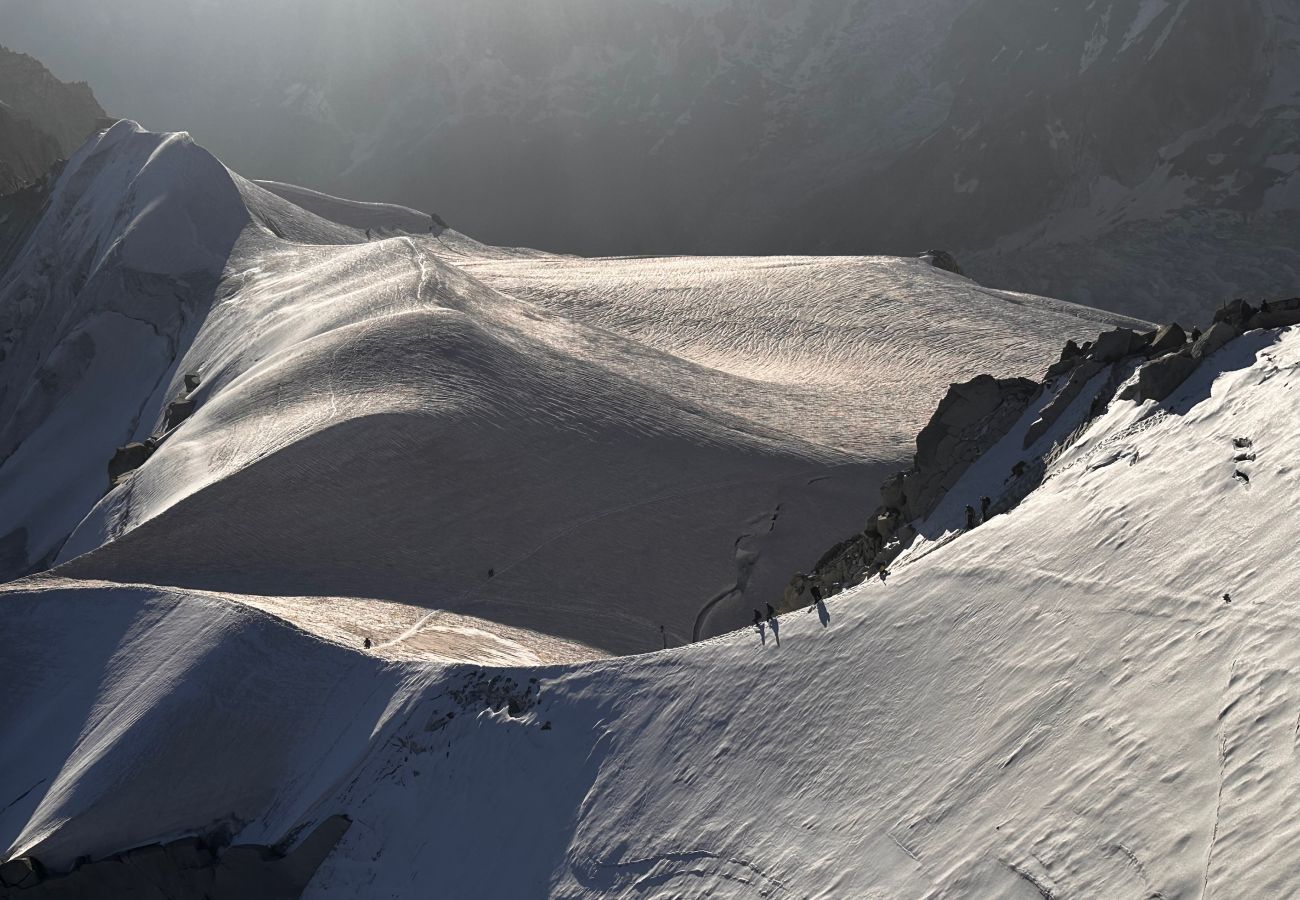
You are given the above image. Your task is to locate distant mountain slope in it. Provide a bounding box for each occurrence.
[0,0,1295,320]
[0,122,1132,660]
[0,45,104,194]
[3,295,1299,897]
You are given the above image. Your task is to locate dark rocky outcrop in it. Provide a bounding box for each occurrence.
[919,250,963,276]
[0,816,349,900]
[780,373,1039,611]
[0,46,105,195]
[107,441,155,488]
[781,294,1300,616]
[163,397,197,431]
[1148,323,1187,356]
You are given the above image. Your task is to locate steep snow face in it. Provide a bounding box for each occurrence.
[1,0,1296,319]
[0,122,248,578]
[4,324,1299,896]
[0,125,1131,661]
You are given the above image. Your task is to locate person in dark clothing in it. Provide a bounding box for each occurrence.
[488,568,494,578]
[365,228,372,240]
[765,603,776,622]
[965,505,978,529]
[363,637,372,649]
[980,496,991,520]
[810,584,823,603]
[753,609,762,626]
[1223,593,1232,604]
[1260,299,1271,315]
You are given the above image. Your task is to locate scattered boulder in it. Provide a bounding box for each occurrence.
[1148,323,1187,356]
[1088,328,1147,363]
[108,442,155,487]
[1190,321,1239,360]
[1133,351,1200,403]
[918,249,963,276]
[183,372,202,393]
[164,397,197,431]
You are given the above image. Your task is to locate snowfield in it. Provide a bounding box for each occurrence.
[4,321,1300,896]
[7,122,1283,897]
[0,121,1131,663]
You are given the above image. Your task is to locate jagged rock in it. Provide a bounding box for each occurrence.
[880,473,906,511]
[1148,323,1187,356]
[164,397,197,430]
[183,372,202,393]
[1134,351,1200,402]
[108,442,155,487]
[1059,339,1083,362]
[909,374,1038,519]
[873,508,900,539]
[1088,328,1147,363]
[1023,359,1103,449]
[918,249,963,276]
[1213,298,1256,328]
[1190,321,1239,360]
[0,857,42,889]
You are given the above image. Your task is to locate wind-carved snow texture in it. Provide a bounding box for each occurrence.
[4,322,1300,896]
[0,122,1138,665]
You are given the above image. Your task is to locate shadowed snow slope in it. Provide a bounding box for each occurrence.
[0,123,1138,661]
[3,324,1299,896]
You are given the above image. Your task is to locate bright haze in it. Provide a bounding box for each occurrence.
[2,0,1298,322]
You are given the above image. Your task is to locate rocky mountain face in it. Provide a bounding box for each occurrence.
[0,1,1295,318]
[0,46,105,194]
[782,291,1300,612]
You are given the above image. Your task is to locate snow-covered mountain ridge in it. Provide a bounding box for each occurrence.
[0,122,1129,667]
[4,255,1300,896]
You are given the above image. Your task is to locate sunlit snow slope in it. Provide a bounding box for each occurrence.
[0,121,1136,661]
[4,311,1298,896]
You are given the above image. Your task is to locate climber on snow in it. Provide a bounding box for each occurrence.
[965,505,978,529]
